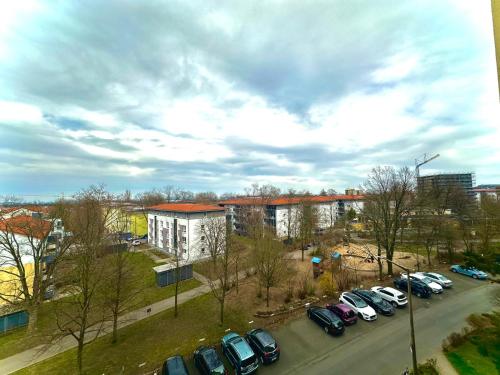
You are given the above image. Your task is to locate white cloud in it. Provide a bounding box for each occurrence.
[0,100,43,123]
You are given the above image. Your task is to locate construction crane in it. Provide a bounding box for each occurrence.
[415,153,440,178]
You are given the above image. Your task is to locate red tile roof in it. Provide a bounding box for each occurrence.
[219,195,364,207]
[0,215,52,239]
[148,203,225,213]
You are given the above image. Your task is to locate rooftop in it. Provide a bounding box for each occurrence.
[0,215,52,239]
[219,194,364,206]
[148,203,224,213]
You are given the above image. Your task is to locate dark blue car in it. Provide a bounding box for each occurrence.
[393,277,432,298]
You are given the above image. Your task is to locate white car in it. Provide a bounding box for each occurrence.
[371,286,408,308]
[339,292,377,321]
[419,272,453,288]
[131,239,141,246]
[401,273,443,294]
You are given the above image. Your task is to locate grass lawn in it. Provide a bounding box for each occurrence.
[445,313,500,375]
[0,252,201,360]
[14,293,251,375]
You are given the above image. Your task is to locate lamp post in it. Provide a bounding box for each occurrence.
[347,246,418,374]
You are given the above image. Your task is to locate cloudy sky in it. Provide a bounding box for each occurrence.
[0,0,498,199]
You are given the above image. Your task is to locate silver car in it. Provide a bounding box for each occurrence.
[420,272,453,288]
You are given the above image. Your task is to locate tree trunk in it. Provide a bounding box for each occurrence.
[174,279,179,318]
[220,298,225,325]
[386,259,393,276]
[266,286,270,308]
[27,303,39,334]
[77,338,84,375]
[112,313,118,344]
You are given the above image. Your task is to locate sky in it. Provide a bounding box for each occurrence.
[0,0,499,200]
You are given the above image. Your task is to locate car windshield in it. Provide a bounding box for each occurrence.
[351,295,367,308]
[370,293,383,303]
[203,350,223,370]
[241,355,256,368]
[255,331,276,351]
[210,365,225,375]
[345,309,355,317]
[324,309,342,323]
[436,275,447,281]
[421,277,433,284]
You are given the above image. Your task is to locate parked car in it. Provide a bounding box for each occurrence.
[245,328,280,364]
[450,265,488,279]
[339,292,377,321]
[419,272,453,288]
[401,273,443,294]
[393,277,432,298]
[161,355,189,375]
[132,239,141,246]
[351,289,395,316]
[371,286,408,308]
[221,332,259,375]
[43,284,56,300]
[193,346,226,375]
[307,306,345,335]
[325,303,358,325]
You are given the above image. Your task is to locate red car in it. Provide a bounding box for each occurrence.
[326,303,358,325]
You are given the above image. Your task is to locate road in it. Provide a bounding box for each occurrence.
[257,272,498,375]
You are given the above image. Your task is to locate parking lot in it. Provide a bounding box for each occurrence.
[183,271,498,375]
[258,271,498,374]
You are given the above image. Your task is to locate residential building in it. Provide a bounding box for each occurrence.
[0,215,58,306]
[219,193,364,239]
[147,203,225,261]
[473,184,500,203]
[417,173,476,202]
[108,203,148,237]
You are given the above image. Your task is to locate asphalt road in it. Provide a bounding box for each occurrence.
[256,271,499,375]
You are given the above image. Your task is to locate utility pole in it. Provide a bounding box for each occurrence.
[348,246,419,374]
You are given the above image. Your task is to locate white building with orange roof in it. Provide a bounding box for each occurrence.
[147,203,226,261]
[219,191,364,239]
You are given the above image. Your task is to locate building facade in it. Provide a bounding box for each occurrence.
[147,203,225,261]
[219,194,364,239]
[417,173,476,202]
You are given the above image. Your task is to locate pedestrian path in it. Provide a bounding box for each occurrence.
[0,269,249,374]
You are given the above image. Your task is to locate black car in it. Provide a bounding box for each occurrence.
[394,277,432,298]
[307,306,345,335]
[245,328,280,364]
[351,289,395,316]
[162,355,189,375]
[193,346,226,375]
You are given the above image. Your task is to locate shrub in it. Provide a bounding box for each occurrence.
[409,358,439,375]
[442,331,466,351]
[319,274,337,296]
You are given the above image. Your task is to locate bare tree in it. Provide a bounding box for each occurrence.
[0,201,73,333]
[296,197,318,261]
[363,166,414,276]
[52,186,114,374]
[195,191,218,203]
[253,231,286,307]
[200,215,226,265]
[101,224,143,343]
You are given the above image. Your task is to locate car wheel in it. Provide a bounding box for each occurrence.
[472,274,477,279]
[451,268,457,273]
[416,291,421,298]
[391,301,398,308]
[307,311,311,319]
[324,326,329,334]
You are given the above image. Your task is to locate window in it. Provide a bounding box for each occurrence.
[201,247,205,253]
[201,236,205,241]
[201,224,205,231]
[182,237,187,244]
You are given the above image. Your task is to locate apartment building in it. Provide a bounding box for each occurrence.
[147,203,225,261]
[219,193,364,239]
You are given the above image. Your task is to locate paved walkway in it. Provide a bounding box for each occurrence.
[0,269,249,374]
[433,351,459,375]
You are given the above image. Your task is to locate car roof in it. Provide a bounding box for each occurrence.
[200,347,222,368]
[335,303,352,312]
[381,286,402,295]
[228,336,254,360]
[165,356,187,375]
[222,332,239,344]
[249,328,275,346]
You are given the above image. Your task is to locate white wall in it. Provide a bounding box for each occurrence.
[147,211,225,261]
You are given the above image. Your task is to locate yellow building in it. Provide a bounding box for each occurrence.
[108,206,148,237]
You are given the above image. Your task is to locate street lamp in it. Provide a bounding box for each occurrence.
[345,245,418,374]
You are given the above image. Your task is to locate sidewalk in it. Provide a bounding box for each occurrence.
[0,269,249,374]
[434,351,458,375]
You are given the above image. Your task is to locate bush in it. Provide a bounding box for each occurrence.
[442,331,467,352]
[319,274,337,296]
[409,358,439,375]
